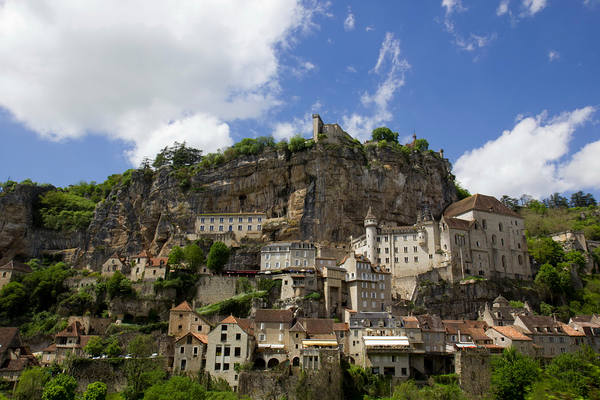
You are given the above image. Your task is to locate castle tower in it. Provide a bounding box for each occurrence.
[312,114,324,142]
[364,207,378,264]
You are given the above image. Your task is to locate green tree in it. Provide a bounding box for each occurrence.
[288,135,313,152]
[124,334,162,400]
[527,237,564,266]
[106,271,134,298]
[14,367,50,400]
[569,191,597,207]
[42,374,77,400]
[544,193,569,209]
[534,263,560,294]
[143,376,206,400]
[372,127,399,143]
[0,282,28,321]
[105,339,122,358]
[183,243,205,270]
[207,242,230,273]
[152,142,202,169]
[83,382,108,400]
[500,195,520,211]
[564,250,586,271]
[491,347,540,400]
[414,138,429,151]
[167,246,184,266]
[84,336,105,357]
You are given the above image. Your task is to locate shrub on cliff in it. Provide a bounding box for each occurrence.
[207,242,230,273]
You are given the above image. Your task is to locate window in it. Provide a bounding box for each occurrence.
[193,346,198,356]
[257,224,261,230]
[394,257,398,262]
[501,238,504,246]
[219,225,223,231]
[229,217,233,223]
[219,217,224,223]
[482,219,487,229]
[429,254,433,259]
[224,346,230,356]
[216,346,222,356]
[200,226,205,231]
[222,325,228,331]
[258,217,262,222]
[215,363,221,370]
[238,225,242,231]
[401,367,407,376]
[238,217,243,222]
[404,257,409,263]
[180,359,186,371]
[518,255,523,265]
[234,347,241,357]
[221,333,227,341]
[229,225,233,231]
[259,334,266,341]
[201,217,205,223]
[498,223,503,232]
[210,226,214,231]
[180,346,184,354]
[236,333,241,340]
[414,256,419,262]
[210,217,215,223]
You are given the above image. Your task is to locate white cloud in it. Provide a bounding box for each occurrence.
[442,0,466,15]
[454,106,598,198]
[497,0,510,15]
[0,0,323,165]
[346,66,357,73]
[342,33,410,141]
[548,50,560,62]
[344,7,355,31]
[521,0,547,16]
[444,19,496,52]
[271,115,312,140]
[365,26,375,32]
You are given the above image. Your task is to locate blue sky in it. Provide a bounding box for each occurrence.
[0,0,598,200]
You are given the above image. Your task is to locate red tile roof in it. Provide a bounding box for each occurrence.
[489,326,532,341]
[171,301,193,312]
[333,323,349,332]
[56,321,83,338]
[176,332,208,344]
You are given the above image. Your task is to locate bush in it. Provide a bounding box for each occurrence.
[83,382,107,400]
[207,242,230,273]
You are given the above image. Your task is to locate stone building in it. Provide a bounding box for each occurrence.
[514,315,585,358]
[341,254,391,313]
[266,267,320,301]
[101,254,127,277]
[53,321,97,363]
[143,257,168,281]
[316,257,345,319]
[363,335,411,379]
[173,332,208,374]
[352,194,532,299]
[0,260,31,289]
[260,241,316,271]
[194,212,265,242]
[0,327,38,381]
[253,309,294,368]
[479,295,531,327]
[205,315,255,392]
[568,315,600,353]
[168,301,212,338]
[485,325,535,356]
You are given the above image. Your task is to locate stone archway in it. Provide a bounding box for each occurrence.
[267,358,280,368]
[292,357,300,366]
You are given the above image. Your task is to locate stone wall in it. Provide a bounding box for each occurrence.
[194,275,256,305]
[454,349,491,398]
[238,349,342,400]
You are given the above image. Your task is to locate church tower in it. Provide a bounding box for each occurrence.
[364,207,378,264]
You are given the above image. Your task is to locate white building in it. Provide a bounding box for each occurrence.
[260,241,316,271]
[352,194,532,299]
[195,212,265,241]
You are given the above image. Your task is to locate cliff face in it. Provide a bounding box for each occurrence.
[83,142,457,268]
[0,184,84,264]
[0,142,457,268]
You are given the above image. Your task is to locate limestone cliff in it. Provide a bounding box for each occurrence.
[0,141,458,268]
[0,184,85,264]
[83,142,457,268]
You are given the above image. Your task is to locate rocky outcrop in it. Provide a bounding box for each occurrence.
[0,141,457,268]
[0,184,85,265]
[82,143,456,268]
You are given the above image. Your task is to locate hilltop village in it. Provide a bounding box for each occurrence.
[0,116,599,399]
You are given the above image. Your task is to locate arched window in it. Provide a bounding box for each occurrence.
[498,223,503,232]
[501,238,504,247]
[482,219,487,229]
[501,255,506,269]
[518,255,523,265]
